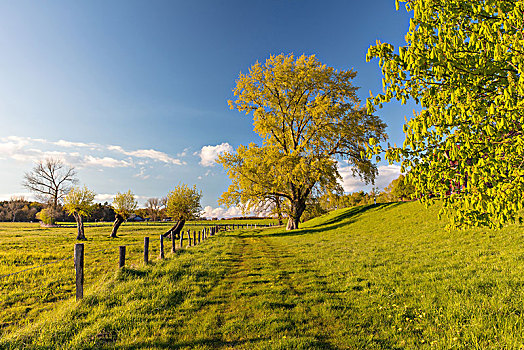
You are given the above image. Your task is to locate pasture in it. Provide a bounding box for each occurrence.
[3,203,524,348]
[0,219,274,337]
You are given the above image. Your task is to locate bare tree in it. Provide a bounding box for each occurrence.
[145,197,162,221]
[6,196,26,222]
[22,158,78,209]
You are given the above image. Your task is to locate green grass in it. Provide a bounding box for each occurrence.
[0,220,272,337]
[3,202,524,349]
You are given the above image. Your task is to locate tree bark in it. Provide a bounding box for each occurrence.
[74,212,86,240]
[110,214,125,238]
[275,196,283,226]
[286,199,306,230]
[162,219,186,239]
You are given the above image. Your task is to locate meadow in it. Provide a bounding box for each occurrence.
[0,219,274,337]
[3,202,524,349]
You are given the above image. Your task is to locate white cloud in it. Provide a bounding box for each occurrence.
[108,145,183,165]
[199,142,233,167]
[338,164,401,193]
[134,167,151,180]
[201,205,272,219]
[84,156,132,168]
[54,140,99,149]
[201,205,243,219]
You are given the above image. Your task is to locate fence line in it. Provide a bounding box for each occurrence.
[0,223,268,286]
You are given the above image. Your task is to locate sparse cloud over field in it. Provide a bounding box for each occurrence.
[0,136,184,168]
[198,143,233,167]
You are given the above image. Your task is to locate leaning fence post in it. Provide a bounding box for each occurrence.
[188,230,192,247]
[74,243,84,301]
[119,246,126,268]
[171,231,176,253]
[144,237,149,264]
[199,229,202,243]
[193,230,197,245]
[159,234,165,259]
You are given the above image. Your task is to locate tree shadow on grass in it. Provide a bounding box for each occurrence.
[259,202,403,238]
[110,335,340,350]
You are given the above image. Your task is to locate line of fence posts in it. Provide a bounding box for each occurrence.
[72,222,277,301]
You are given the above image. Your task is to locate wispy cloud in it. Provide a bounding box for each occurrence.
[198,142,233,167]
[108,145,184,165]
[84,156,132,168]
[0,136,184,168]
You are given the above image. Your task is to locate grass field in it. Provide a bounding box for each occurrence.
[3,202,524,349]
[0,219,274,337]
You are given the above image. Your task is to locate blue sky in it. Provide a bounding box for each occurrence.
[0,0,415,217]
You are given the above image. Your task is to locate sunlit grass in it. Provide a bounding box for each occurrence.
[0,220,273,336]
[3,203,524,349]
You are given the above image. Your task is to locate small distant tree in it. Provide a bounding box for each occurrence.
[36,208,55,225]
[110,190,138,238]
[6,196,26,222]
[385,174,415,202]
[63,186,95,240]
[163,184,202,239]
[145,197,163,221]
[23,158,77,210]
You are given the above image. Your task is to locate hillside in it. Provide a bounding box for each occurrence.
[3,202,524,349]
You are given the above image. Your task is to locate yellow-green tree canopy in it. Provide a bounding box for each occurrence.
[367,0,524,229]
[166,184,202,221]
[220,53,387,230]
[63,186,96,217]
[112,190,138,219]
[63,186,95,240]
[384,174,415,201]
[110,190,138,238]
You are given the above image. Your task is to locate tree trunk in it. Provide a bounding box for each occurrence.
[74,212,86,240]
[286,199,306,230]
[275,196,283,226]
[110,214,125,238]
[163,219,186,239]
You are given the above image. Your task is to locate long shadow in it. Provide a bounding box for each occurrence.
[110,334,340,350]
[264,202,402,238]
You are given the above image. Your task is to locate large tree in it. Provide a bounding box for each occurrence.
[219,53,387,230]
[63,186,95,240]
[367,0,524,229]
[23,158,77,210]
[110,190,138,238]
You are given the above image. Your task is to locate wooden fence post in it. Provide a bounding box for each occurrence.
[198,230,201,243]
[188,230,192,247]
[74,243,84,301]
[171,231,176,253]
[159,234,165,259]
[193,231,197,245]
[144,237,149,264]
[119,246,126,268]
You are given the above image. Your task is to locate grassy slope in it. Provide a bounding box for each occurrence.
[3,202,524,349]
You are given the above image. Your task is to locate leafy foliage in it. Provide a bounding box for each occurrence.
[385,174,415,201]
[35,208,55,225]
[220,53,387,229]
[63,186,96,218]
[113,190,138,220]
[367,0,524,229]
[166,184,202,221]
